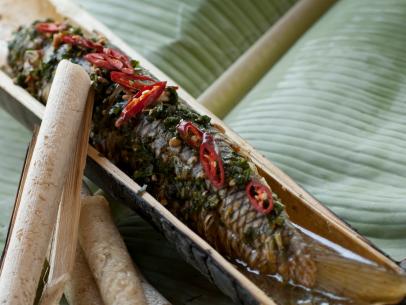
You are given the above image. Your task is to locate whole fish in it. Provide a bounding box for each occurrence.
[7,20,406,304]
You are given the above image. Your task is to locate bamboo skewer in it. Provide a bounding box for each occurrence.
[0,60,91,305]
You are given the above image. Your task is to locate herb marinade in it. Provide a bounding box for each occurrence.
[7,21,318,289]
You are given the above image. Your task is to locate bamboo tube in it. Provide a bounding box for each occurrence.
[62,184,104,305]
[40,89,94,305]
[80,195,170,305]
[0,60,91,305]
[79,195,148,305]
[64,244,104,305]
[198,0,337,118]
[65,188,169,305]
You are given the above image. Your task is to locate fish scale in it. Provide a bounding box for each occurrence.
[131,112,307,283]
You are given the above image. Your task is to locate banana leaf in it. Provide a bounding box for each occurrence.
[0,110,30,249]
[75,0,298,97]
[225,0,406,261]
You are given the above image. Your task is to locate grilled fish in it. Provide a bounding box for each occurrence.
[7,21,406,304]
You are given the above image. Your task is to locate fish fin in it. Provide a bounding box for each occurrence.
[314,253,406,304]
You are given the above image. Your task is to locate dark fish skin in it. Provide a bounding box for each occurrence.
[7,22,317,288]
[124,114,317,287]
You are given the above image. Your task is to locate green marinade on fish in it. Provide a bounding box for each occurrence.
[6,20,406,305]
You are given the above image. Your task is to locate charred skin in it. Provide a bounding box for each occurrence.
[7,21,317,287]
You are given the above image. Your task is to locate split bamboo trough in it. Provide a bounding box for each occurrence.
[0,0,404,304]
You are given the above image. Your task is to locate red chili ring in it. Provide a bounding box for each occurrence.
[110,71,154,91]
[84,53,115,70]
[177,121,203,149]
[103,48,133,74]
[62,35,103,51]
[115,81,167,128]
[35,22,66,33]
[246,180,273,214]
[199,133,225,189]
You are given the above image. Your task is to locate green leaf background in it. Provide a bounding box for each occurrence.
[1,0,406,304]
[76,0,297,98]
[0,111,30,248]
[225,0,406,261]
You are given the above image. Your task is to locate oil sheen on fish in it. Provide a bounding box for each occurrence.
[6,21,406,304]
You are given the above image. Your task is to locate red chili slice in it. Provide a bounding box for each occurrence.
[199,133,225,189]
[177,121,203,149]
[84,53,115,70]
[62,35,103,51]
[246,180,273,214]
[106,57,124,70]
[110,71,154,91]
[115,81,167,128]
[35,22,66,33]
[103,48,133,74]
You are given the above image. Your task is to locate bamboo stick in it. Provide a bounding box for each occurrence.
[64,244,104,305]
[65,188,169,305]
[0,60,91,305]
[79,195,148,305]
[198,0,337,118]
[40,89,94,305]
[79,195,171,305]
[63,182,104,305]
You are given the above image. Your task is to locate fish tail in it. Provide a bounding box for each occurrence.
[313,252,406,304]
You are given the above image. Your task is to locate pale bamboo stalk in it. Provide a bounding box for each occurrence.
[79,195,149,305]
[198,0,337,118]
[66,188,169,305]
[63,184,104,305]
[65,244,104,305]
[40,89,94,305]
[0,60,91,305]
[66,239,171,305]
